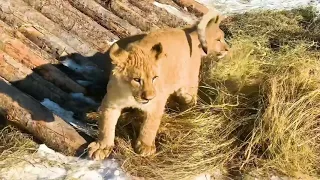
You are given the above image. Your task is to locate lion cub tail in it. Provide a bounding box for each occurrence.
[197,9,221,54]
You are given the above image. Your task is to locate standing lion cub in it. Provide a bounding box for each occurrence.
[88,9,230,160]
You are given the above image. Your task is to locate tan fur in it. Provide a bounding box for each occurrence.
[88,10,230,160]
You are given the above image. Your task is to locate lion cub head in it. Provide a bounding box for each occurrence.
[197,11,230,58]
[109,43,165,104]
[207,21,230,58]
[208,16,230,58]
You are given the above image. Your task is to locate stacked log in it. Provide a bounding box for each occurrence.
[0,77,87,155]
[0,51,69,105]
[96,0,165,32]
[0,20,60,65]
[0,0,98,56]
[172,0,209,16]
[24,0,118,52]
[129,0,188,27]
[68,0,141,38]
[0,28,86,94]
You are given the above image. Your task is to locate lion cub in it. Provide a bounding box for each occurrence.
[88,9,230,160]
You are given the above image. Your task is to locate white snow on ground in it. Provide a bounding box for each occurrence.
[153,1,198,24]
[196,0,320,15]
[0,144,127,180]
[41,98,97,137]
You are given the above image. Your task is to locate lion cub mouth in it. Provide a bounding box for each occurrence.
[135,98,150,104]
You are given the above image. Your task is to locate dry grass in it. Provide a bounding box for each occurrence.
[111,7,320,179]
[1,6,320,180]
[0,125,38,170]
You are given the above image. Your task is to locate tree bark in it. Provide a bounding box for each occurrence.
[67,0,141,38]
[0,28,87,94]
[0,51,69,105]
[0,20,60,64]
[0,77,87,155]
[0,0,98,56]
[96,0,160,32]
[129,0,188,28]
[156,0,185,10]
[18,25,78,58]
[24,0,118,52]
[172,0,209,16]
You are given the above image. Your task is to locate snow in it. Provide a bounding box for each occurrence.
[76,80,94,87]
[195,0,320,15]
[107,39,118,46]
[0,144,127,180]
[153,0,320,25]
[40,98,97,137]
[61,57,100,74]
[153,1,197,24]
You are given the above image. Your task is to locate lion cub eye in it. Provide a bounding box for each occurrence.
[133,78,141,83]
[152,76,159,82]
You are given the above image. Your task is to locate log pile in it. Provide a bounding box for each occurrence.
[0,0,208,155]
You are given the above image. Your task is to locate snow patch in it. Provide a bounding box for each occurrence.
[76,80,94,87]
[0,144,127,180]
[41,98,74,120]
[61,58,99,74]
[195,0,320,15]
[153,1,197,24]
[41,98,97,137]
[107,39,118,46]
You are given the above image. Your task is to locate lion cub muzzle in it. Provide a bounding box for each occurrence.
[141,90,156,104]
[216,41,230,59]
[134,79,156,104]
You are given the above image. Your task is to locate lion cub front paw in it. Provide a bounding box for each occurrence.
[134,140,156,156]
[88,141,114,160]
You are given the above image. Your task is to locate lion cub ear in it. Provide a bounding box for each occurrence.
[151,43,166,60]
[214,14,226,24]
[109,43,129,66]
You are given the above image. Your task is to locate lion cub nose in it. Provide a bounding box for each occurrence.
[141,91,155,101]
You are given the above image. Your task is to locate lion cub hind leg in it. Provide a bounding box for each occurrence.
[174,86,198,110]
[135,97,167,156]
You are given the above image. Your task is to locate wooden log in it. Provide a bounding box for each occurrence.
[0,50,69,105]
[0,0,98,56]
[17,25,105,76]
[0,77,87,155]
[172,0,209,16]
[0,20,60,64]
[156,0,185,10]
[96,0,159,32]
[67,0,141,38]
[24,0,118,52]
[0,28,87,94]
[129,0,188,28]
[0,50,95,117]
[18,25,78,58]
